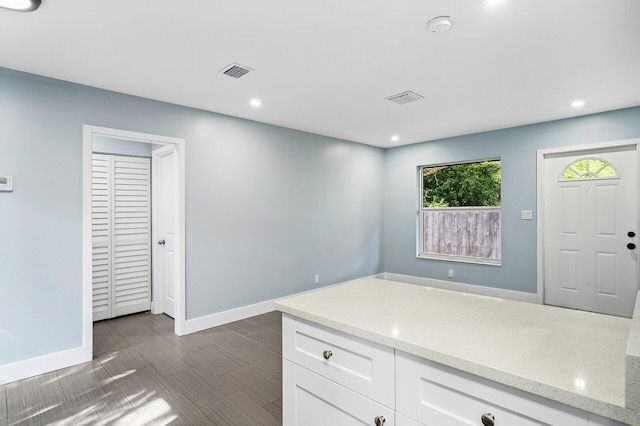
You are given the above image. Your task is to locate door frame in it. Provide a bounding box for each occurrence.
[536,138,640,305]
[151,145,177,316]
[82,125,187,361]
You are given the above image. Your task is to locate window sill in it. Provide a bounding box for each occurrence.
[417,253,502,267]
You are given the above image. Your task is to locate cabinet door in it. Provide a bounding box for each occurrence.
[396,351,590,426]
[284,359,394,426]
[282,314,395,409]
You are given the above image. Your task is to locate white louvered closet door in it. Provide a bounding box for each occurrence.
[92,154,112,321]
[92,154,151,321]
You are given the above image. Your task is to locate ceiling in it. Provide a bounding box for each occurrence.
[1,0,639,148]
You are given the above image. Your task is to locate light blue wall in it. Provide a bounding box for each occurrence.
[3,63,639,368]
[384,106,640,294]
[0,68,384,365]
[93,136,153,157]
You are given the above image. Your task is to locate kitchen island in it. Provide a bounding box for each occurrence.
[275,277,640,425]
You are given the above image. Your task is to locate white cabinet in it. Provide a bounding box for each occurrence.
[283,314,395,409]
[283,314,395,426]
[395,351,628,426]
[284,359,394,426]
[282,313,630,426]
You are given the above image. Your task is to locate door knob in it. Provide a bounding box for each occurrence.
[481,413,495,426]
[374,416,385,426]
[158,239,166,245]
[629,231,636,238]
[323,350,333,360]
[628,243,636,250]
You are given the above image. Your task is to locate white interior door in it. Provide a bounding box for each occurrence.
[112,156,152,317]
[153,146,178,318]
[544,145,638,317]
[91,154,112,321]
[91,154,151,321]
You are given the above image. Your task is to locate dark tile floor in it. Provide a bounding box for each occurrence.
[0,311,283,425]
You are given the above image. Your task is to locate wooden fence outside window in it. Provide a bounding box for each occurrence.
[420,207,501,261]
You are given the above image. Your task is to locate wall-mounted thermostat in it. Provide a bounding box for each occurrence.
[0,176,13,192]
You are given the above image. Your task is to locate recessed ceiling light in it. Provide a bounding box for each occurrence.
[487,0,506,6]
[250,99,262,108]
[571,99,585,108]
[391,135,400,142]
[427,16,452,34]
[0,0,40,11]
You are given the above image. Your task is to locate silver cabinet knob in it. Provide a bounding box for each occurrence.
[374,416,385,426]
[323,350,333,360]
[158,239,166,245]
[481,413,495,426]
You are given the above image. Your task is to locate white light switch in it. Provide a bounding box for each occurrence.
[521,210,533,220]
[0,176,13,192]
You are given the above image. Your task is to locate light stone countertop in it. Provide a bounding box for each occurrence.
[275,277,640,425]
[626,293,640,413]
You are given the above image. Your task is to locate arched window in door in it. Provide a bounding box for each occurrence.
[560,158,617,180]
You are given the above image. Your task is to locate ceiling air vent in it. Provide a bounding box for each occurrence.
[219,63,253,79]
[385,91,424,105]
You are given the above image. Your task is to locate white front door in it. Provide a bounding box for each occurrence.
[544,145,638,317]
[153,146,178,318]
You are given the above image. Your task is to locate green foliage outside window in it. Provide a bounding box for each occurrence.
[422,160,501,208]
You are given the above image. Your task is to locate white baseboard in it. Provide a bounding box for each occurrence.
[185,299,276,334]
[184,273,385,335]
[0,345,89,386]
[383,272,538,303]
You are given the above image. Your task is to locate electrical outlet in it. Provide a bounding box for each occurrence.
[521,210,533,220]
[314,274,320,284]
[0,175,13,192]
[448,269,454,278]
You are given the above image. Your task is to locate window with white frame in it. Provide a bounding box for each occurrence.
[418,159,501,265]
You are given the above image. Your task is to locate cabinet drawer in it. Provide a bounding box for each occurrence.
[283,359,394,426]
[396,351,591,426]
[283,314,395,409]
[420,378,546,425]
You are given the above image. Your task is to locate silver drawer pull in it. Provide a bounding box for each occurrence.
[374,415,385,426]
[323,350,333,360]
[481,413,495,426]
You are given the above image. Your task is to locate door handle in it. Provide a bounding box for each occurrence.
[158,239,166,246]
[628,243,636,250]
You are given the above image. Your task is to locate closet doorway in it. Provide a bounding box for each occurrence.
[82,126,186,362]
